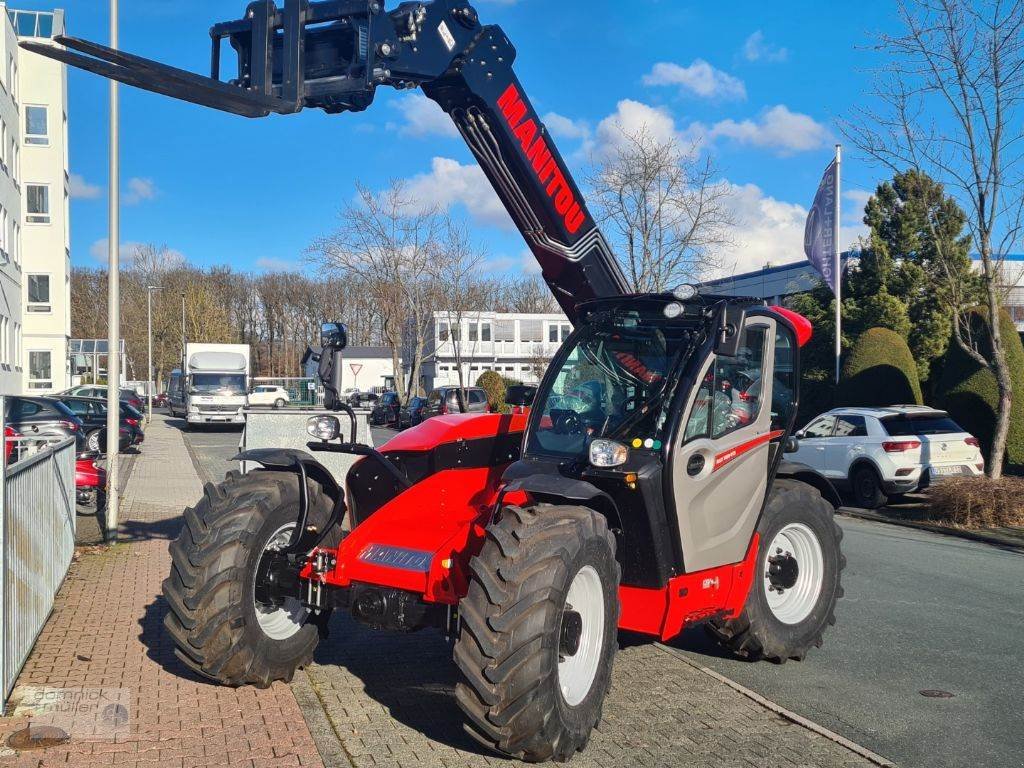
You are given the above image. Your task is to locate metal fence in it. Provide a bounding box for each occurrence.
[0,432,77,713]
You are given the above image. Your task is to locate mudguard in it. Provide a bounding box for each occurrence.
[501,474,619,519]
[234,448,345,508]
[775,460,841,508]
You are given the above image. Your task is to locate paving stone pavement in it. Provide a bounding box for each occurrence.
[0,415,323,768]
[304,613,881,768]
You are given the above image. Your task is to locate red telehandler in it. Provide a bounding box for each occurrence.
[26,2,845,761]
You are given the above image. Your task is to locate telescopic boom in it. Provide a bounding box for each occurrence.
[24,0,629,320]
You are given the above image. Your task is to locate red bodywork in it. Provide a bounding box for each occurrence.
[76,457,106,491]
[309,412,760,641]
[4,425,19,464]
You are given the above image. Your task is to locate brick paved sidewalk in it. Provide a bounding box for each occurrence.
[0,416,323,768]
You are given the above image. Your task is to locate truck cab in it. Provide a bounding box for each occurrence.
[184,344,251,427]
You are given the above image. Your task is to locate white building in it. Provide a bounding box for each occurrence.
[0,10,22,395]
[12,7,69,394]
[421,311,571,390]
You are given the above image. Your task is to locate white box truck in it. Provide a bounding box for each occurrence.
[184,343,251,427]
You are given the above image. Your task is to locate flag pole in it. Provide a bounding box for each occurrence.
[833,143,842,384]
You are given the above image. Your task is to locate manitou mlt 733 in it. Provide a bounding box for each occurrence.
[27,2,845,761]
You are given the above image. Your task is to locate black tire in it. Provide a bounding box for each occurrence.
[274,398,286,409]
[707,479,844,663]
[455,504,620,763]
[162,469,342,687]
[85,429,102,453]
[851,464,888,509]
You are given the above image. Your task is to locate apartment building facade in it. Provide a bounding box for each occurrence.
[421,311,572,391]
[0,10,21,394]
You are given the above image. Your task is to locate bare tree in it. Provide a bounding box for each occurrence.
[587,128,734,293]
[308,180,440,400]
[490,275,559,314]
[843,0,1024,476]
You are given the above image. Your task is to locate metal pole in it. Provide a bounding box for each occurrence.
[181,292,186,369]
[104,0,120,542]
[833,143,842,384]
[147,286,160,423]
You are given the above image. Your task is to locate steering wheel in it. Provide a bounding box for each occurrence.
[551,409,584,435]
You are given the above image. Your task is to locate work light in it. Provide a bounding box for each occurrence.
[589,439,629,468]
[306,415,341,442]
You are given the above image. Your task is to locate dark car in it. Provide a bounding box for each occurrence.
[347,389,380,408]
[397,396,429,429]
[4,396,86,452]
[369,392,402,426]
[59,385,144,412]
[419,386,491,420]
[59,396,144,452]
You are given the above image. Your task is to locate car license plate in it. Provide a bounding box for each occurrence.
[932,465,963,476]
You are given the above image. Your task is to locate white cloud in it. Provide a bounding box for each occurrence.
[843,189,873,224]
[708,105,829,155]
[642,60,746,101]
[255,256,300,272]
[124,177,158,205]
[713,182,868,277]
[404,157,513,230]
[389,93,459,138]
[593,99,685,154]
[69,173,102,200]
[542,112,590,141]
[88,238,186,267]
[742,31,789,63]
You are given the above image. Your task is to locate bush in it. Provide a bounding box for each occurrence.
[836,327,923,407]
[475,371,506,411]
[926,476,1024,528]
[935,308,1024,469]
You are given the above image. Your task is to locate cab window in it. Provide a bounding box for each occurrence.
[684,325,768,442]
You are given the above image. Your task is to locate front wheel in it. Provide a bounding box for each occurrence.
[707,479,844,663]
[162,470,341,687]
[455,504,620,762]
[274,398,286,409]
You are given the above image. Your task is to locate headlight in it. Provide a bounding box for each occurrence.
[589,438,629,468]
[306,416,341,441]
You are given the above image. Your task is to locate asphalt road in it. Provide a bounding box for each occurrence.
[180,420,1024,768]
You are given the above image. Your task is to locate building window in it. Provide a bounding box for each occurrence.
[548,323,572,343]
[28,274,51,312]
[520,320,543,343]
[25,105,48,145]
[27,184,50,224]
[29,350,52,389]
[481,322,491,342]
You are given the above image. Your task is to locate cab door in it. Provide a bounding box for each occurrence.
[671,317,779,573]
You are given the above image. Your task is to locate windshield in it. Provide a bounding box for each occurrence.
[526,312,694,459]
[190,373,246,395]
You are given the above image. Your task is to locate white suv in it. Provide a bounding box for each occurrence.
[247,385,290,409]
[790,406,984,508]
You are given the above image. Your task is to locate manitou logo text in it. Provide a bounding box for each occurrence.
[497,83,586,235]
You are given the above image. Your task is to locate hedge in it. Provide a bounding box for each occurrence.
[475,370,507,411]
[836,327,923,407]
[936,308,1024,470]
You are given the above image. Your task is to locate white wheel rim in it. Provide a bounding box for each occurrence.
[764,523,824,625]
[253,524,309,640]
[558,565,605,707]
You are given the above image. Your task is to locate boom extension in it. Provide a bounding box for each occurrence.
[24,0,628,320]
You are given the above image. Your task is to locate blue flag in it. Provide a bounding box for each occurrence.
[804,159,839,295]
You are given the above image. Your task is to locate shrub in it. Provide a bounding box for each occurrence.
[935,308,1024,469]
[836,327,923,407]
[926,476,1024,528]
[475,370,506,411]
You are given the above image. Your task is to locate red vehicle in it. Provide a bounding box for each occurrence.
[4,425,20,464]
[36,4,844,762]
[75,454,107,507]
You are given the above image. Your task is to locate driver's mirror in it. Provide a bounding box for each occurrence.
[713,304,746,357]
[321,322,348,350]
[784,436,800,453]
[505,385,536,408]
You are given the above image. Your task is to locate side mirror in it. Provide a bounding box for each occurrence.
[713,304,746,357]
[505,385,536,407]
[784,436,800,453]
[321,322,348,350]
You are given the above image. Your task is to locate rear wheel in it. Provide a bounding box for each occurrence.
[455,504,620,763]
[851,464,887,509]
[162,470,341,687]
[707,480,844,663]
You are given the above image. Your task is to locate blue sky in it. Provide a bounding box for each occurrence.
[14,0,900,277]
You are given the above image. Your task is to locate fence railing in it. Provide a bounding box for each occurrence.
[0,435,77,713]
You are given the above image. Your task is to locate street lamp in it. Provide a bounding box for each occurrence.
[147,285,162,423]
[105,0,121,543]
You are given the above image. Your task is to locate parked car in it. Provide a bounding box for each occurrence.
[248,385,291,408]
[790,406,984,509]
[505,384,537,415]
[419,386,491,420]
[153,392,169,408]
[369,392,401,426]
[59,396,144,453]
[59,385,144,411]
[4,425,20,464]
[347,389,380,408]
[397,396,429,429]
[3,396,86,452]
[75,453,107,508]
